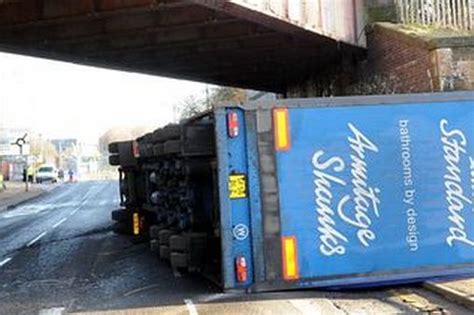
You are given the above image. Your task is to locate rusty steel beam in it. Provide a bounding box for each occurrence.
[0,0,191,28]
[189,0,336,46]
[111,39,333,68]
[83,28,278,58]
[134,50,338,81]
[56,18,257,54]
[0,4,220,40]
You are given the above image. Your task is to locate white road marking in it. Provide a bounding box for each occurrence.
[69,197,90,217]
[184,299,199,315]
[38,307,65,315]
[0,257,12,267]
[52,218,67,229]
[27,231,47,247]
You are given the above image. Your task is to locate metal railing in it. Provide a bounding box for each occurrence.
[232,0,366,46]
[395,0,474,30]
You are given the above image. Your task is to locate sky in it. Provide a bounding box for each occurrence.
[0,52,208,143]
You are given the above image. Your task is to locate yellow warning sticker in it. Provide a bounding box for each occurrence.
[229,174,247,199]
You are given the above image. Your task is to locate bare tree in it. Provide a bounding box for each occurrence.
[176,95,208,120]
[30,138,59,164]
[177,87,247,120]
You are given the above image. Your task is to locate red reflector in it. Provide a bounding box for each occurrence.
[235,256,248,283]
[132,140,140,158]
[227,111,239,138]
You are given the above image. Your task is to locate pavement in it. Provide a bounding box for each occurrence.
[0,181,471,315]
[424,278,474,310]
[0,181,59,212]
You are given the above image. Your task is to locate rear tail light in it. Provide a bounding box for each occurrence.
[227,111,239,138]
[235,256,248,283]
[133,212,140,235]
[132,140,140,158]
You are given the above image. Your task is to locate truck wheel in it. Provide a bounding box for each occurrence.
[153,143,164,156]
[149,225,161,240]
[163,140,181,154]
[150,239,159,252]
[170,234,187,252]
[109,155,120,166]
[159,245,170,260]
[158,229,173,245]
[108,142,119,154]
[111,209,128,222]
[170,252,188,269]
[162,125,181,139]
[112,221,127,234]
[152,125,181,142]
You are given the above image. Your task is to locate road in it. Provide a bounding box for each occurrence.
[0,181,471,315]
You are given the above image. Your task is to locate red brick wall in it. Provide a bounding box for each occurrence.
[286,23,473,97]
[367,24,435,93]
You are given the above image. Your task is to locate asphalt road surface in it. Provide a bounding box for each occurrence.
[0,181,471,315]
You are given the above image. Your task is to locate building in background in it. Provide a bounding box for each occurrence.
[77,142,100,179]
[0,128,31,181]
[51,138,78,175]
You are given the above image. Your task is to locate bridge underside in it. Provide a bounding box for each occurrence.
[0,0,364,93]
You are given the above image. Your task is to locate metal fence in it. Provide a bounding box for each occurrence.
[232,0,366,46]
[395,0,474,30]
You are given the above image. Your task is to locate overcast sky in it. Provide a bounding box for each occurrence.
[0,52,208,143]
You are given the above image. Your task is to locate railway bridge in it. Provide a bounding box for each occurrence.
[0,0,472,94]
[0,0,366,93]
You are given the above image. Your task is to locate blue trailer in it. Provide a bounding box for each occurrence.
[110,92,474,292]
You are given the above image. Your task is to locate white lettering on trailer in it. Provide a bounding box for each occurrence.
[440,119,474,248]
[312,124,380,256]
[312,151,348,256]
[399,120,419,252]
[338,124,380,248]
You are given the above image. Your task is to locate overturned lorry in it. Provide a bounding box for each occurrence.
[109,92,474,292]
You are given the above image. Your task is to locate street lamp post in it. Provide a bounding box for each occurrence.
[11,133,28,192]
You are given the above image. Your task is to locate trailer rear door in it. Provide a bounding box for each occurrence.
[269,99,474,288]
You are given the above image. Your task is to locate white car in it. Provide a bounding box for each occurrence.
[36,165,59,184]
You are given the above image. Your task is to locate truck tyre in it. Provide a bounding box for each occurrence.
[149,225,161,240]
[158,229,173,245]
[109,155,120,166]
[112,221,128,234]
[170,234,188,252]
[161,125,181,139]
[150,239,159,252]
[170,252,188,269]
[111,209,128,222]
[159,245,170,260]
[153,143,164,156]
[163,140,181,154]
[152,125,180,142]
[185,233,207,272]
[108,142,119,154]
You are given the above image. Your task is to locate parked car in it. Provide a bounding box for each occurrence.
[36,165,59,184]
